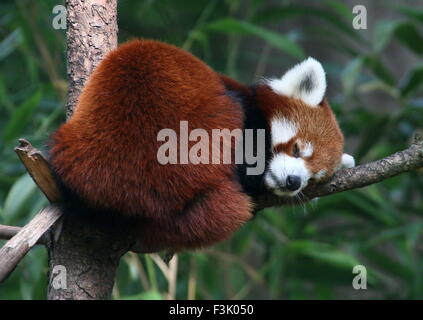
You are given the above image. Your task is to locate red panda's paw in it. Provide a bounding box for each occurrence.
[135,181,253,252]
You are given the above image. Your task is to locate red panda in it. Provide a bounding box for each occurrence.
[48,39,354,252]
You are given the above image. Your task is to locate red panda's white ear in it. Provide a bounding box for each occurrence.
[267,57,326,107]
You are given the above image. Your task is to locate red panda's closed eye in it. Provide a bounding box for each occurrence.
[292,143,300,158]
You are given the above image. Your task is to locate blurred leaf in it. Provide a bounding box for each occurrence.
[324,0,353,20]
[0,75,14,114]
[397,5,423,23]
[0,28,23,61]
[364,186,399,219]
[144,255,158,292]
[363,55,396,86]
[374,20,423,55]
[204,18,305,58]
[395,23,423,55]
[2,90,41,144]
[354,114,390,161]
[358,80,400,98]
[341,57,363,96]
[361,247,413,282]
[252,5,362,42]
[121,290,163,300]
[405,222,423,250]
[2,174,37,222]
[181,0,217,52]
[399,64,423,97]
[288,241,360,270]
[267,246,285,297]
[252,0,265,8]
[343,191,398,226]
[363,223,423,250]
[374,20,399,53]
[183,30,211,60]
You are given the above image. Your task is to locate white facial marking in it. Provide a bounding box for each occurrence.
[302,141,314,158]
[271,118,297,146]
[339,153,355,169]
[314,169,327,181]
[267,57,327,107]
[264,153,311,196]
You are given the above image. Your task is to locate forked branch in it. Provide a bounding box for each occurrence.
[0,139,63,283]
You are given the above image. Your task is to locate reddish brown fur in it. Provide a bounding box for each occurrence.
[49,39,344,252]
[49,39,252,252]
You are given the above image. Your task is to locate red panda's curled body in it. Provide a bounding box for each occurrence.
[49,40,252,251]
[50,39,352,252]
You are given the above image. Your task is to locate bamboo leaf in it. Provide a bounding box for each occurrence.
[204,18,305,58]
[399,64,423,97]
[0,28,23,61]
[397,5,423,23]
[341,57,363,96]
[288,241,360,270]
[252,6,362,42]
[121,290,163,300]
[2,90,42,144]
[3,174,37,222]
[374,20,423,55]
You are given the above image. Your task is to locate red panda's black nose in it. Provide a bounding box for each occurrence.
[286,175,301,191]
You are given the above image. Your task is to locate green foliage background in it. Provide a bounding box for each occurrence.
[0,0,422,299]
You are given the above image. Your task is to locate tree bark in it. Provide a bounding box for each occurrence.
[65,0,118,119]
[47,216,133,300]
[47,0,124,300]
[0,205,61,282]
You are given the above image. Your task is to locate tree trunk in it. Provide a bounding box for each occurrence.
[47,216,132,299]
[65,0,118,119]
[47,0,126,300]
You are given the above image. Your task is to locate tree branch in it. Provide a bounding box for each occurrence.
[0,138,63,245]
[0,225,24,242]
[0,224,45,245]
[255,134,423,211]
[14,139,62,202]
[0,205,62,283]
[0,139,63,284]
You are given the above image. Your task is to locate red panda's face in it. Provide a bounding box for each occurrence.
[256,58,355,197]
